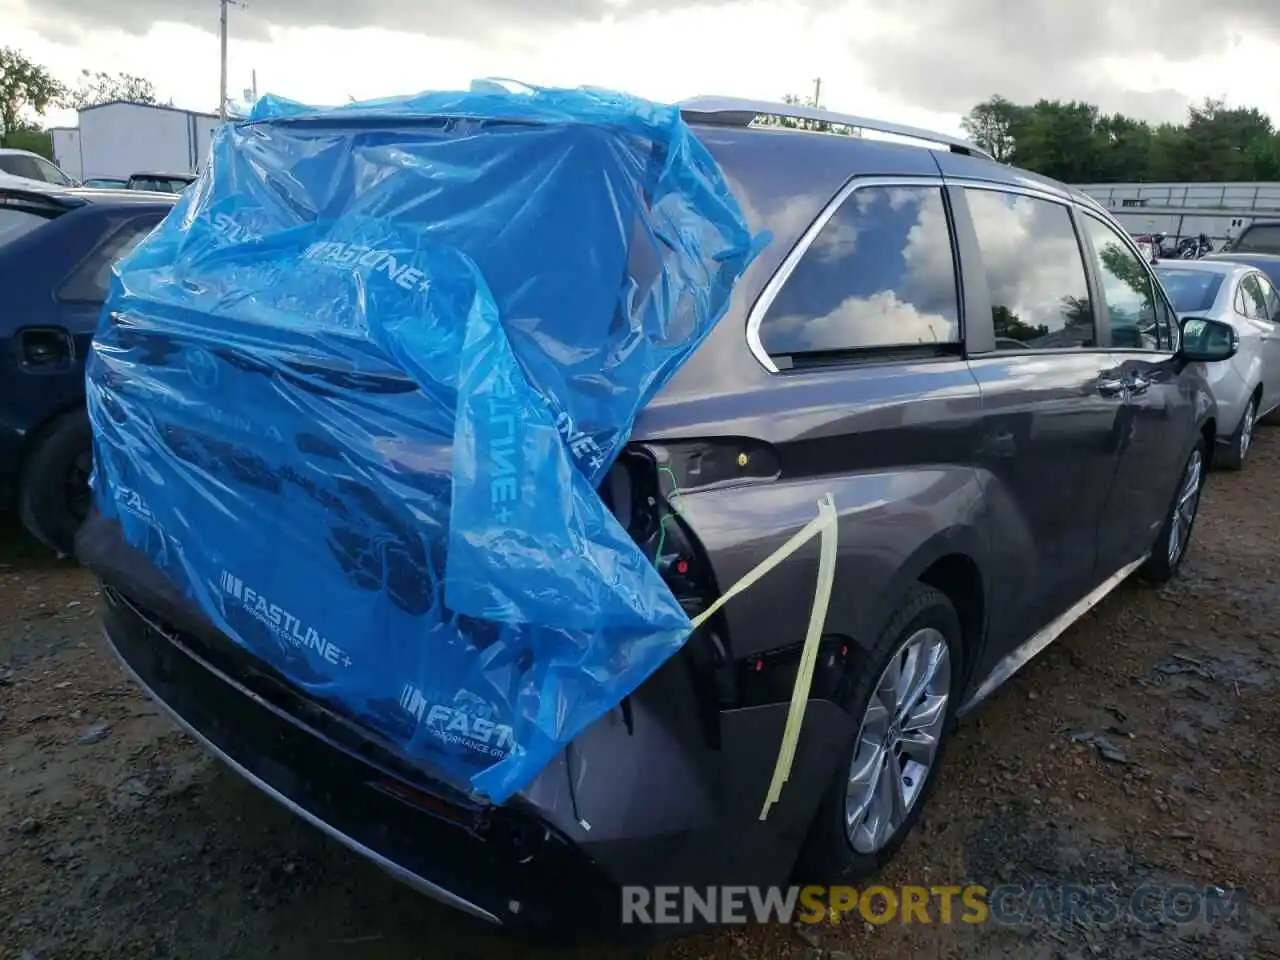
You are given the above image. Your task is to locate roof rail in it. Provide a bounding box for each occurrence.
[678,96,995,161]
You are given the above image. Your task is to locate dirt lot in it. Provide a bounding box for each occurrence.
[3,436,1280,960]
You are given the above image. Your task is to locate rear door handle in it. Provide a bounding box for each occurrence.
[1096,378,1126,397]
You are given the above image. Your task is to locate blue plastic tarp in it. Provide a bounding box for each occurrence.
[86,82,762,802]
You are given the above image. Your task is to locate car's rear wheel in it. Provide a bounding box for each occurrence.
[796,584,962,883]
[1218,396,1257,471]
[17,411,93,557]
[1141,439,1205,585]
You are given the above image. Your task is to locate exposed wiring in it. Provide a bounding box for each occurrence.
[652,465,687,562]
[647,467,841,819]
[658,465,686,514]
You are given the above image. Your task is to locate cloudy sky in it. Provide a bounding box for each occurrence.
[7,0,1280,134]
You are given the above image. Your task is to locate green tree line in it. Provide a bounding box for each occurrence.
[1,46,160,159]
[961,95,1280,184]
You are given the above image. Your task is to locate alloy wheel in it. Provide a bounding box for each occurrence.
[844,627,951,854]
[1167,448,1203,566]
[1240,401,1257,461]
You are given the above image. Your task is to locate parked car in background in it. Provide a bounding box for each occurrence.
[1155,259,1280,469]
[1,179,175,554]
[85,95,1243,938]
[1203,250,1280,293]
[126,172,196,193]
[0,148,78,187]
[83,177,129,189]
[1221,219,1280,256]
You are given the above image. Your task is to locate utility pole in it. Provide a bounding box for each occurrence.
[219,0,228,121]
[218,0,245,121]
[812,77,822,109]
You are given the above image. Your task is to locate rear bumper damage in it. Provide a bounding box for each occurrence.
[101,606,504,924]
[96,564,616,937]
[84,512,857,938]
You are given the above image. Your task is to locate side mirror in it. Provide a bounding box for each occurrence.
[1178,316,1239,362]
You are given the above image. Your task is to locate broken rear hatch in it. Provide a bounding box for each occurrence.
[81,81,762,808]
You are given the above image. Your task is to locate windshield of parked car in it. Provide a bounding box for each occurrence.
[1155,268,1224,314]
[0,153,71,186]
[129,177,191,193]
[31,156,73,186]
[1234,224,1280,254]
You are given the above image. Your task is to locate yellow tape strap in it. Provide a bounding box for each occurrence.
[759,494,838,820]
[676,494,839,819]
[688,496,838,632]
[670,491,840,819]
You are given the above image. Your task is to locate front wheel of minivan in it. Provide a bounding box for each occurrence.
[796,584,962,885]
[1141,439,1206,585]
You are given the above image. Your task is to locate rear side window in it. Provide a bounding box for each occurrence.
[131,177,190,193]
[59,217,160,303]
[1235,225,1280,254]
[1258,274,1280,322]
[963,188,1094,350]
[0,207,54,247]
[1237,274,1271,321]
[757,184,960,359]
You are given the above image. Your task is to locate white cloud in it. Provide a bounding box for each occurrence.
[5,0,1279,142]
[792,288,954,349]
[767,185,960,351]
[964,188,1092,333]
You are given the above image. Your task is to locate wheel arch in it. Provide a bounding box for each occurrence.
[863,527,989,686]
[15,401,87,483]
[1200,415,1217,471]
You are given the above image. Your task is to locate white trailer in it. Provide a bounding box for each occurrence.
[1078,181,1280,247]
[51,101,223,184]
[48,126,81,180]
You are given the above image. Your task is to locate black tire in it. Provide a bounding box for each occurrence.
[795,583,963,885]
[1216,396,1257,472]
[1141,438,1206,585]
[17,410,93,557]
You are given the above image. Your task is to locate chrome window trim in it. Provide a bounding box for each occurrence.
[945,177,1074,207]
[744,175,949,374]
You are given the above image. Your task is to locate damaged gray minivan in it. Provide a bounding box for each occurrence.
[82,95,1238,939]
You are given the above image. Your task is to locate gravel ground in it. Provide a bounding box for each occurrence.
[3,434,1280,960]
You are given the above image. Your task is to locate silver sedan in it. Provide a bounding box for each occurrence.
[1155,260,1280,469]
